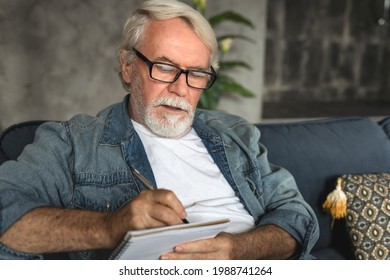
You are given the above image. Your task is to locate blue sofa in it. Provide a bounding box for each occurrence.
[1,116,390,259]
[256,116,390,259]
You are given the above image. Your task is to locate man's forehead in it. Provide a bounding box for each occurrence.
[140,18,211,67]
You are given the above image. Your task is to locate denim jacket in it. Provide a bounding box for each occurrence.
[0,95,319,259]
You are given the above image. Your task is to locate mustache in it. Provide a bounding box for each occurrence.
[152,97,193,114]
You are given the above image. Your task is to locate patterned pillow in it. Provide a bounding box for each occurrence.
[340,173,390,260]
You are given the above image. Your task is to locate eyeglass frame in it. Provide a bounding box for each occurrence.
[131,48,217,90]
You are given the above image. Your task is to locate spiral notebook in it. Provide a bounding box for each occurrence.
[109,218,230,260]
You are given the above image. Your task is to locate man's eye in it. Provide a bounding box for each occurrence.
[156,64,176,72]
[189,71,207,79]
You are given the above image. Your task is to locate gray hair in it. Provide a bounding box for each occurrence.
[118,0,219,90]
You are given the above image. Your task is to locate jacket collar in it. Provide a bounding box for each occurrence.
[100,94,135,145]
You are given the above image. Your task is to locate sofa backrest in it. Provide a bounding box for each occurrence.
[256,117,390,257]
[0,120,46,164]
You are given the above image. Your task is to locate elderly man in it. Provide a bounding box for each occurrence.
[0,0,318,260]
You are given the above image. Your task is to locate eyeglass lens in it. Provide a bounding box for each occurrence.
[151,63,214,89]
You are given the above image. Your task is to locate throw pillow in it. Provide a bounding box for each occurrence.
[340,173,390,260]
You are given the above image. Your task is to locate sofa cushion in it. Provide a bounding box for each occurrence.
[256,117,390,259]
[341,173,390,260]
[311,247,348,260]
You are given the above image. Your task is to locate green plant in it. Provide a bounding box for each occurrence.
[192,0,256,110]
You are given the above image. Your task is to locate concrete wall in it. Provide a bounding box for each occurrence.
[263,0,390,118]
[0,0,266,131]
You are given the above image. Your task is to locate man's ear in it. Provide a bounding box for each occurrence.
[119,52,132,83]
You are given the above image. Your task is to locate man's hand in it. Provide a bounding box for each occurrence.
[160,232,234,260]
[105,189,187,247]
[159,225,298,260]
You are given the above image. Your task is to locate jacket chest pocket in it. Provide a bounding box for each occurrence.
[239,161,264,199]
[71,171,140,212]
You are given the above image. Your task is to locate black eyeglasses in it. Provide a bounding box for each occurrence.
[132,48,217,90]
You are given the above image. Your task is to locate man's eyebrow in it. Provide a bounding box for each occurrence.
[156,56,208,71]
[156,56,176,64]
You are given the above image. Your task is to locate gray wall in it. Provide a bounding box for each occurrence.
[263,0,390,118]
[0,0,266,131]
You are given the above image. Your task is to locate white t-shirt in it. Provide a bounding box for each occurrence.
[132,121,254,233]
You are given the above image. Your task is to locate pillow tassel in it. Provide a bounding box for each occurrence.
[322,177,347,227]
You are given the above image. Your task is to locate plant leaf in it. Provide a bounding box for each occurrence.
[198,76,255,109]
[192,0,206,15]
[198,87,220,109]
[209,11,255,28]
[219,60,252,71]
[215,75,256,97]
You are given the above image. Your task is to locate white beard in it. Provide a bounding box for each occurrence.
[130,72,195,138]
[144,97,194,138]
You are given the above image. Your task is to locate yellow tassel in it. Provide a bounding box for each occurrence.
[322,177,347,227]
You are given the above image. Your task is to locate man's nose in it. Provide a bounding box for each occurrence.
[168,73,189,97]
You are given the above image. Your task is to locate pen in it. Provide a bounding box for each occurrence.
[130,167,189,224]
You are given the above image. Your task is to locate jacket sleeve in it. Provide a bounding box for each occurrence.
[0,122,74,259]
[197,112,320,259]
[255,137,320,259]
